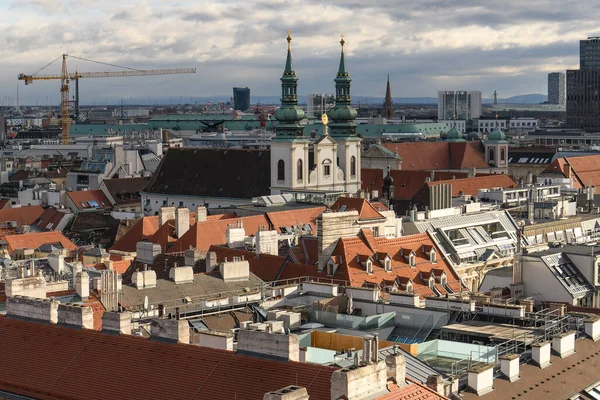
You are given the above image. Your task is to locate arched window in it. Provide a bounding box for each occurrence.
[277,160,285,181]
[297,159,303,180]
[488,148,495,164]
[350,156,356,176]
[500,147,506,162]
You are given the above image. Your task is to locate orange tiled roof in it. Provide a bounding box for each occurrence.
[0,205,44,228]
[543,154,600,189]
[426,174,516,197]
[66,190,112,210]
[448,141,488,169]
[331,197,384,220]
[3,231,78,253]
[0,315,336,400]
[389,170,471,200]
[208,245,327,282]
[361,168,384,195]
[266,206,325,233]
[379,378,449,400]
[328,232,463,296]
[382,142,488,171]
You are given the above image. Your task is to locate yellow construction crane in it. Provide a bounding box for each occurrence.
[18,54,196,144]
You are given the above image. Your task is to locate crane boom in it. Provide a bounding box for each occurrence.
[19,68,197,84]
[18,54,196,144]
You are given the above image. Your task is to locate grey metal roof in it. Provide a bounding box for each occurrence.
[541,253,595,298]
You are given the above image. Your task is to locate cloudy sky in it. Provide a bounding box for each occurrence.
[0,0,596,105]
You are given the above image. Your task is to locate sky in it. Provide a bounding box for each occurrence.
[0,0,597,105]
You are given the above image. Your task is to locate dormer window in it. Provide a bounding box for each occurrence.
[429,276,435,289]
[366,259,373,274]
[409,252,416,267]
[406,281,413,293]
[441,273,447,286]
[384,256,392,272]
[430,249,437,263]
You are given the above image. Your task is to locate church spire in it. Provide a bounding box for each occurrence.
[327,34,357,138]
[382,74,394,118]
[274,30,305,139]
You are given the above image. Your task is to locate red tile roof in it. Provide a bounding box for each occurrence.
[0,205,44,228]
[33,207,71,231]
[426,174,517,197]
[3,231,79,253]
[266,206,325,233]
[542,154,600,189]
[362,168,384,196]
[331,197,384,220]
[66,190,112,210]
[379,379,448,400]
[208,245,326,282]
[328,232,463,295]
[389,171,471,200]
[382,142,488,171]
[0,316,336,400]
[101,177,150,205]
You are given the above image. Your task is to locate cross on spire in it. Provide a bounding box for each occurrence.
[287,30,292,51]
[340,33,345,54]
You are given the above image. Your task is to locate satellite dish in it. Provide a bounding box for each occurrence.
[143,296,149,311]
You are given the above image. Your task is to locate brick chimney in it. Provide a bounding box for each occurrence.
[57,304,94,330]
[75,271,89,300]
[385,350,406,387]
[466,364,494,396]
[531,341,551,369]
[150,317,190,344]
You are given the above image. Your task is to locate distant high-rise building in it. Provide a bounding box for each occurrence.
[566,69,600,132]
[382,75,394,119]
[306,93,335,118]
[0,106,4,142]
[580,37,600,70]
[547,72,566,105]
[437,91,482,121]
[233,87,250,111]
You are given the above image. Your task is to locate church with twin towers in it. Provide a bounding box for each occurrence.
[270,32,362,197]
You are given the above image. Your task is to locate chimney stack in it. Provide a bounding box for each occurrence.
[75,271,89,300]
[158,206,176,227]
[196,206,207,223]
[363,335,372,364]
[175,207,190,238]
[371,333,379,363]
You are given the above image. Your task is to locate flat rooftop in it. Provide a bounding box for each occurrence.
[442,321,538,343]
[461,338,600,400]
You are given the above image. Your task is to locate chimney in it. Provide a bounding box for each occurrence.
[6,296,58,324]
[385,350,407,387]
[206,251,218,273]
[585,316,600,341]
[531,341,551,369]
[48,252,65,274]
[564,163,571,179]
[371,333,379,363]
[150,317,190,344]
[363,335,372,364]
[175,207,190,238]
[196,206,207,223]
[158,206,176,227]
[499,354,520,382]
[469,166,477,178]
[169,265,194,284]
[75,271,89,300]
[552,331,576,358]
[226,222,246,248]
[102,311,132,335]
[219,259,250,282]
[426,375,443,394]
[467,364,494,396]
[263,386,309,400]
[57,304,94,330]
[184,248,202,266]
[256,228,279,256]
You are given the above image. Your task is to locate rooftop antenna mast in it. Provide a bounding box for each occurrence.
[493,90,498,105]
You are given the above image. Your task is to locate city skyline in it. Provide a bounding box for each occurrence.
[0,0,598,104]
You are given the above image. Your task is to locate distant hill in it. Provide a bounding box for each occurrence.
[484,94,547,104]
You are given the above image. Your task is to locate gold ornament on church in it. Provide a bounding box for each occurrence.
[321,113,329,126]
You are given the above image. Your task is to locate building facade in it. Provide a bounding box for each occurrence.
[437,91,482,121]
[233,87,251,111]
[580,37,600,70]
[548,72,566,106]
[270,33,361,196]
[566,69,600,132]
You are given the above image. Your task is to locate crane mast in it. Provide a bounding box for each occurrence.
[60,55,71,144]
[18,54,196,144]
